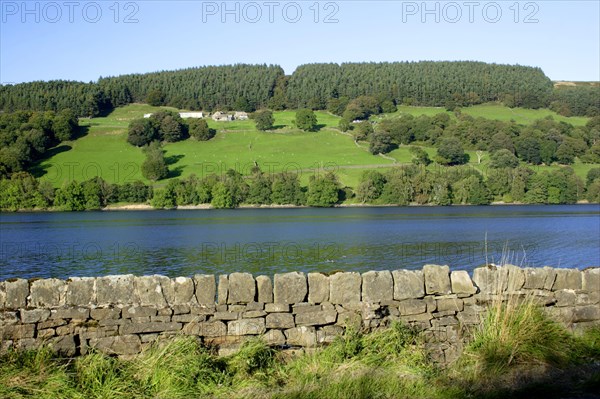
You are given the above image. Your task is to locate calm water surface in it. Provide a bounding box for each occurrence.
[0,205,599,280]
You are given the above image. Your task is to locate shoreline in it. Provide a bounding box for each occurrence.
[4,200,594,213]
[102,200,594,211]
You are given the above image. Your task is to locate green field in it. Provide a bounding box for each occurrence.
[39,105,393,188]
[36,103,596,189]
[463,103,590,126]
[381,103,590,126]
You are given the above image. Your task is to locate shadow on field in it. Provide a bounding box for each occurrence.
[29,145,73,178]
[168,166,185,178]
[72,125,90,141]
[165,154,185,178]
[165,154,184,166]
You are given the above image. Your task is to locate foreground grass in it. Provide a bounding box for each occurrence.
[2,314,599,399]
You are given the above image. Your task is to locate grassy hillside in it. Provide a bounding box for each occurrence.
[35,103,595,190]
[384,104,590,126]
[37,105,392,188]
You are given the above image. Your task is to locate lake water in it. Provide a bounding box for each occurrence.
[1,205,599,280]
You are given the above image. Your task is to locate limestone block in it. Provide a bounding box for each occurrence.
[89,335,141,355]
[195,275,216,305]
[274,272,307,304]
[182,320,227,337]
[450,270,476,295]
[134,275,167,306]
[392,269,425,300]
[284,326,317,347]
[30,278,65,308]
[228,318,266,335]
[553,269,582,291]
[329,272,361,304]
[65,277,95,306]
[227,273,256,304]
[263,329,286,346]
[582,268,600,292]
[217,275,228,305]
[4,279,28,309]
[295,310,337,327]
[266,313,295,329]
[163,276,197,306]
[21,309,50,323]
[308,273,330,304]
[398,299,427,315]
[96,275,135,305]
[423,265,451,295]
[362,270,393,303]
[256,275,273,303]
[120,322,182,335]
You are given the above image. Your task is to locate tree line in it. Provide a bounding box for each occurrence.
[2,163,599,211]
[0,81,104,117]
[285,61,555,110]
[2,62,596,118]
[356,164,598,206]
[150,168,345,209]
[0,173,152,211]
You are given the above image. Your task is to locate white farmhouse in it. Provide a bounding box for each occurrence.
[179,112,204,119]
[143,112,204,119]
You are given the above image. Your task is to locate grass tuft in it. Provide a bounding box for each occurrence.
[132,336,228,398]
[227,338,276,379]
[74,351,139,398]
[467,299,576,374]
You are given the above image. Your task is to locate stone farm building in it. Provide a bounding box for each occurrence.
[142,111,248,122]
[143,112,204,119]
[179,112,204,118]
[234,111,249,120]
[211,111,233,122]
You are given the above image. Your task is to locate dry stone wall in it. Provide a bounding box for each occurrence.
[1,265,599,363]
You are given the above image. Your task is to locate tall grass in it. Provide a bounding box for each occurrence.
[75,352,139,399]
[453,259,600,397]
[0,320,598,398]
[467,298,576,374]
[272,323,456,399]
[131,337,229,398]
[0,348,79,399]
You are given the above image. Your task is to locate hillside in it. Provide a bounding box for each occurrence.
[34,104,385,188]
[386,104,590,126]
[33,103,596,191]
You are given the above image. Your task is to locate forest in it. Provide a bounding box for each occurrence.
[1,62,598,117]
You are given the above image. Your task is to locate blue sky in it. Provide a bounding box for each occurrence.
[1,0,599,84]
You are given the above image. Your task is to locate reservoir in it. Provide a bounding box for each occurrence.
[1,204,599,280]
